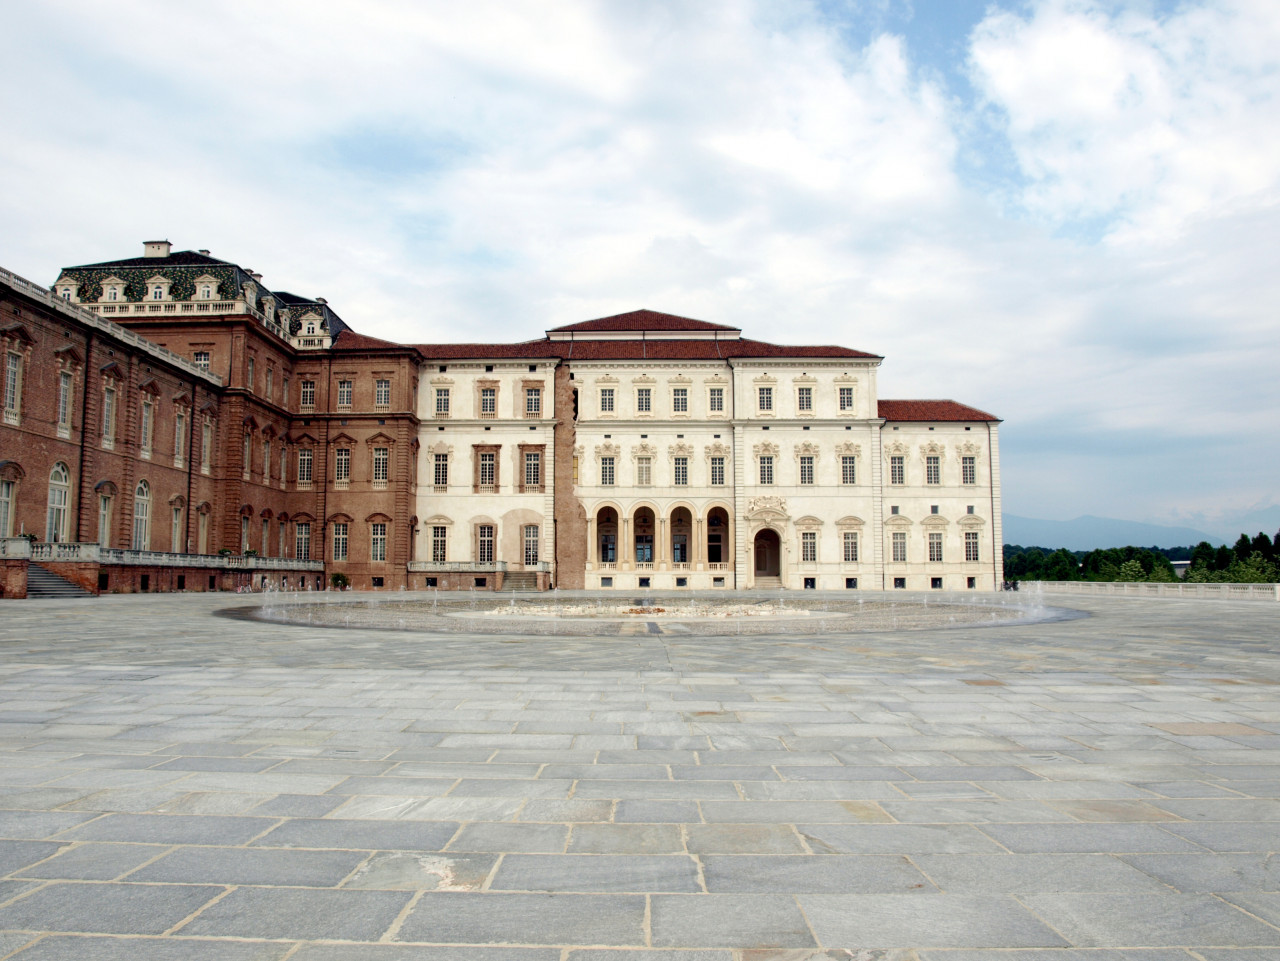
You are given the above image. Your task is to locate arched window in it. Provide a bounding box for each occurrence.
[151,285,164,301]
[132,480,151,551]
[46,463,70,543]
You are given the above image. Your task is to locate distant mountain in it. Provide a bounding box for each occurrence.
[1003,514,1224,551]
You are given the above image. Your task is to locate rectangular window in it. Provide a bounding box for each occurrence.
[801,531,817,562]
[262,518,270,556]
[371,522,387,562]
[139,399,153,457]
[102,387,116,449]
[673,456,688,485]
[524,524,539,565]
[843,531,859,563]
[57,372,72,436]
[797,386,812,411]
[839,386,853,410]
[332,522,348,561]
[600,388,614,413]
[929,531,943,562]
[636,387,651,413]
[174,412,186,467]
[95,493,109,546]
[636,456,651,486]
[709,386,724,412]
[799,455,814,485]
[201,421,212,474]
[335,447,350,484]
[965,530,980,562]
[295,522,311,560]
[478,524,494,564]
[480,387,496,415]
[673,387,688,413]
[373,447,389,487]
[479,451,495,488]
[962,455,976,485]
[337,380,352,407]
[759,455,774,485]
[193,351,210,371]
[297,448,313,485]
[242,433,252,480]
[300,380,315,408]
[435,388,450,416]
[3,352,20,425]
[434,452,448,488]
[525,387,541,415]
[710,456,725,486]
[265,368,273,399]
[758,386,772,411]
[892,531,907,563]
[376,379,391,407]
[841,455,856,484]
[247,357,254,392]
[432,525,447,563]
[172,507,183,553]
[926,455,940,485]
[600,456,615,486]
[524,451,541,489]
[890,455,904,485]
[280,446,288,486]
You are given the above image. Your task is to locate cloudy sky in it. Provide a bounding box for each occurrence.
[2,0,1276,535]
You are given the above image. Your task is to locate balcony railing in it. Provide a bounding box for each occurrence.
[408,561,508,573]
[29,542,322,570]
[0,537,33,559]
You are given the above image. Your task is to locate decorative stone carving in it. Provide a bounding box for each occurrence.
[884,441,909,457]
[746,496,789,519]
[669,442,694,458]
[794,441,821,459]
[632,442,656,459]
[835,441,861,457]
[920,442,946,458]
[594,442,620,459]
[752,441,780,457]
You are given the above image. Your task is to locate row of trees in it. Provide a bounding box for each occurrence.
[1004,531,1280,584]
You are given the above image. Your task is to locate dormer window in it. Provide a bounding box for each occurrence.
[60,288,73,301]
[200,285,212,299]
[151,285,164,301]
[107,287,118,301]
[306,322,316,335]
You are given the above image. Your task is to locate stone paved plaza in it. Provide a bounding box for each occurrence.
[0,590,1278,959]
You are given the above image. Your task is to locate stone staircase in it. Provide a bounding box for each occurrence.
[26,564,95,599]
[754,576,783,590]
[503,571,542,592]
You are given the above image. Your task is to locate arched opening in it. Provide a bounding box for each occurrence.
[46,462,70,543]
[132,480,151,551]
[597,507,617,565]
[707,507,729,566]
[634,507,655,567]
[670,507,692,566]
[753,528,780,577]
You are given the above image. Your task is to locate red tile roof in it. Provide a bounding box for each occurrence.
[332,330,418,352]
[878,399,999,422]
[549,309,741,333]
[406,337,878,361]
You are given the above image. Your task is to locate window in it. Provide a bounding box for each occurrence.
[636,388,651,413]
[261,518,270,555]
[636,456,651,486]
[435,388,450,416]
[480,387,496,416]
[337,380,352,407]
[174,412,186,467]
[673,388,688,413]
[131,479,149,550]
[101,387,116,449]
[297,448,313,485]
[376,379,391,407]
[599,388,614,413]
[240,515,250,553]
[334,447,350,486]
[799,455,814,485]
[962,456,976,485]
[892,531,907,562]
[759,455,773,485]
[170,508,182,552]
[709,387,724,412]
[479,451,495,488]
[96,493,110,547]
[524,524,539,565]
[524,451,541,489]
[432,526,447,563]
[295,522,311,560]
[801,531,817,562]
[932,577,943,589]
[965,530,980,562]
[247,357,255,392]
[758,386,772,411]
[151,285,163,301]
[839,386,853,410]
[0,479,12,538]
[373,447,389,487]
[242,433,251,480]
[841,455,856,485]
[193,351,210,371]
[926,455,940,485]
[107,286,118,301]
[265,369,273,399]
[890,455,904,485]
[300,380,316,408]
[57,372,72,436]
[371,522,387,562]
[4,352,21,425]
[46,463,70,543]
[201,421,212,474]
[139,397,153,457]
[797,386,812,412]
[710,456,725,486]
[262,438,270,481]
[929,531,943,562]
[280,446,288,486]
[601,456,615,486]
[199,284,212,300]
[843,531,859,563]
[525,387,541,415]
[434,452,448,489]
[673,456,688,485]
[477,524,494,563]
[332,522,348,561]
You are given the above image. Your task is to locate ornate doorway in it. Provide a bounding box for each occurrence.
[753,528,780,577]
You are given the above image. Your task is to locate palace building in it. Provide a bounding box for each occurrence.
[0,241,1002,596]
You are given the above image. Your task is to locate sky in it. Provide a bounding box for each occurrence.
[2,0,1277,537]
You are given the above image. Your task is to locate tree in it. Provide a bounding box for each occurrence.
[1250,532,1274,563]
[1234,533,1254,563]
[1189,541,1217,570]
[1116,559,1145,582]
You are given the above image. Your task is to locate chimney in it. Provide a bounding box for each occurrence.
[315,297,327,304]
[250,272,263,282]
[143,240,172,258]
[197,249,210,256]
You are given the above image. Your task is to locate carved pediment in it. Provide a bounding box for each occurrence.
[835,442,861,457]
[705,441,730,458]
[746,496,789,520]
[669,442,694,458]
[632,442,657,459]
[835,515,865,529]
[429,441,452,456]
[920,442,946,458]
[752,441,780,458]
[794,442,820,459]
[884,441,909,457]
[595,442,620,459]
[955,441,981,456]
